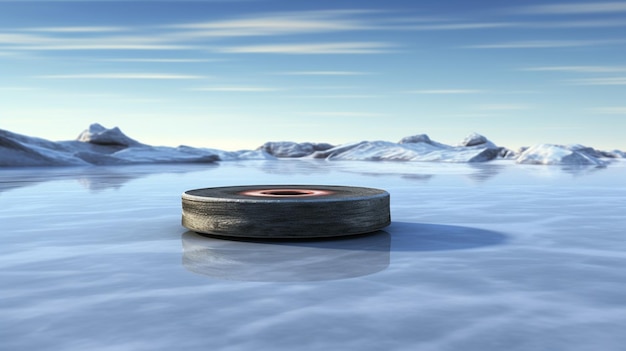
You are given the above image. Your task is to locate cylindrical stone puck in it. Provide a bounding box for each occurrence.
[181,185,390,239]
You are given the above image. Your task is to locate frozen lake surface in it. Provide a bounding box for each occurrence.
[1,160,626,351]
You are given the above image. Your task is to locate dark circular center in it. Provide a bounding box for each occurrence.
[238,188,335,197]
[259,190,314,196]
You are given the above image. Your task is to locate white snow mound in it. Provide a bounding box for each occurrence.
[258,141,334,158]
[516,144,607,166]
[1,125,623,167]
[0,124,220,166]
[77,123,142,146]
[311,133,502,163]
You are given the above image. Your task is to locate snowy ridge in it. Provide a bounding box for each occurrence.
[258,141,334,158]
[310,132,504,163]
[76,123,143,147]
[0,123,272,167]
[516,144,608,166]
[0,123,623,167]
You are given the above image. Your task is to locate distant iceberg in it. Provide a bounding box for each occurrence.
[310,132,505,163]
[516,144,609,167]
[0,123,270,167]
[0,123,623,167]
[76,123,143,147]
[258,141,334,158]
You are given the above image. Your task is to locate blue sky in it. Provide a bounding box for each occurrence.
[1,0,625,150]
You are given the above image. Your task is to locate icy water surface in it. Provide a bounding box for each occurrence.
[1,160,626,351]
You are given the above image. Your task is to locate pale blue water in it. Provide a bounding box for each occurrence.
[1,160,625,351]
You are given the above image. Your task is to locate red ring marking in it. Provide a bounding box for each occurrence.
[239,188,335,197]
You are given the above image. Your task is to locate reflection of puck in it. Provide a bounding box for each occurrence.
[181,185,390,239]
[181,231,391,281]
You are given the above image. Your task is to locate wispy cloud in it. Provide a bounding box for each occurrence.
[396,18,626,31]
[569,77,626,85]
[0,10,401,55]
[408,89,485,94]
[172,10,373,37]
[216,42,394,54]
[410,19,626,31]
[172,12,537,37]
[297,85,361,90]
[38,73,206,79]
[524,65,626,73]
[275,71,373,76]
[302,111,385,117]
[517,2,626,15]
[190,86,280,92]
[529,19,626,28]
[0,9,524,58]
[466,39,623,49]
[0,33,51,44]
[0,32,190,51]
[404,22,514,30]
[475,104,532,111]
[589,106,626,114]
[100,58,223,63]
[438,113,500,119]
[21,26,128,33]
[288,94,383,99]
[13,44,190,51]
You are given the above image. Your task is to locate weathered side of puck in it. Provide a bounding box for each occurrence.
[181,185,390,239]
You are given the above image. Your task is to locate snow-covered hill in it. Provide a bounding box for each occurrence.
[0,123,623,167]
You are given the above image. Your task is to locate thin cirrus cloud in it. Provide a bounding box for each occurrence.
[475,103,532,111]
[17,44,190,50]
[404,22,515,30]
[569,77,626,85]
[529,19,626,28]
[288,94,384,99]
[524,66,626,73]
[0,10,399,54]
[37,73,207,79]
[302,111,386,117]
[21,26,128,33]
[2,6,623,57]
[0,32,190,50]
[190,86,280,92]
[516,2,626,15]
[171,10,374,37]
[466,39,624,49]
[408,89,485,94]
[275,71,374,76]
[220,10,522,35]
[10,8,611,56]
[215,42,394,54]
[171,10,612,37]
[99,58,224,63]
[170,10,543,39]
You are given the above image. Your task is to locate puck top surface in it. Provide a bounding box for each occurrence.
[182,185,389,203]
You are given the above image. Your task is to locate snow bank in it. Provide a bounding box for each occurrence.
[1,129,90,166]
[0,124,221,166]
[457,132,496,148]
[1,124,623,167]
[77,123,142,147]
[516,144,608,166]
[258,141,334,158]
[310,133,502,163]
[168,146,275,162]
[609,150,626,158]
